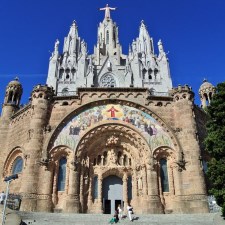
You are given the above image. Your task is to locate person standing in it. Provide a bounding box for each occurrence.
[117,204,123,220]
[127,203,133,221]
[0,191,6,204]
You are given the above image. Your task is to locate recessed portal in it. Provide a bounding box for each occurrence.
[103,175,123,214]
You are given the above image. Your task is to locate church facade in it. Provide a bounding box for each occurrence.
[0,6,215,214]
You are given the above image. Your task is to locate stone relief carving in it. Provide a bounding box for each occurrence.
[106,135,119,146]
[27,129,34,141]
[100,74,116,87]
[138,176,143,190]
[107,149,118,166]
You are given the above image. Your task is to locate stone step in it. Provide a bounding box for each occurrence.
[17,212,224,225]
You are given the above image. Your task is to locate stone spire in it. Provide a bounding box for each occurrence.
[138,20,154,54]
[63,20,79,55]
[128,20,172,92]
[46,20,88,95]
[94,6,121,63]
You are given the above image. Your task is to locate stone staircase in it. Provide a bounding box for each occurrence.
[17,212,225,225]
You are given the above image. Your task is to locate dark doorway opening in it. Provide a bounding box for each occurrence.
[104,199,111,214]
[115,200,123,212]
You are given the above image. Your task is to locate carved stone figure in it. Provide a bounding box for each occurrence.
[99,4,117,19]
[107,149,117,166]
[138,177,143,190]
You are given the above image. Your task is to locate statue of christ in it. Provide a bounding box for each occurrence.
[99,4,117,19]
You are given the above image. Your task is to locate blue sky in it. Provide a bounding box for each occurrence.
[0,0,224,106]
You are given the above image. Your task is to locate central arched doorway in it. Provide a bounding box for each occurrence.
[103,175,123,214]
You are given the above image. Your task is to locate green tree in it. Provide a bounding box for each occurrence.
[204,82,225,216]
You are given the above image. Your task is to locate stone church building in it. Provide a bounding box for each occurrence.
[0,5,215,214]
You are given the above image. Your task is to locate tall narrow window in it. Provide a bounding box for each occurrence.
[7,92,13,103]
[93,176,98,199]
[12,157,23,175]
[128,176,132,201]
[113,27,116,48]
[203,160,208,174]
[58,157,67,191]
[106,31,109,44]
[160,159,169,192]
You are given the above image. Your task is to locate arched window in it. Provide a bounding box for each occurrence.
[58,157,67,191]
[103,151,107,165]
[124,155,128,166]
[142,69,147,79]
[106,31,109,44]
[12,157,23,175]
[59,68,64,79]
[203,160,208,174]
[160,158,169,192]
[93,176,98,199]
[113,27,116,48]
[62,88,69,96]
[118,151,122,165]
[7,91,13,103]
[97,155,101,165]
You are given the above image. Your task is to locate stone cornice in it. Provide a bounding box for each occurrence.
[11,103,31,119]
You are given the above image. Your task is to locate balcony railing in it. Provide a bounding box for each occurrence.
[57,91,77,96]
[150,91,170,97]
[56,90,170,97]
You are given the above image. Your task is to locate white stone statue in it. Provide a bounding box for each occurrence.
[54,39,59,51]
[108,149,117,165]
[138,177,143,190]
[99,4,117,19]
[81,40,86,54]
[107,60,112,71]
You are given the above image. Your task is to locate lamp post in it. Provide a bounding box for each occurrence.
[1,174,18,225]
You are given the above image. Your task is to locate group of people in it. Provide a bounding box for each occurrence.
[109,203,134,224]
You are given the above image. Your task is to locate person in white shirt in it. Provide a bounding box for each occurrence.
[117,204,123,220]
[127,203,133,221]
[0,191,6,204]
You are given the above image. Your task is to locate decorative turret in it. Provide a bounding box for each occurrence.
[170,84,194,102]
[199,79,215,108]
[20,84,54,212]
[31,84,54,103]
[4,77,23,106]
[1,77,23,119]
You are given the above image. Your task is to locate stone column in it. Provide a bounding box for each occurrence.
[133,170,138,200]
[80,171,84,212]
[142,167,147,196]
[52,162,59,206]
[87,177,93,212]
[97,173,103,213]
[123,173,128,212]
[146,165,152,195]
[145,162,163,213]
[64,161,80,213]
[37,164,53,212]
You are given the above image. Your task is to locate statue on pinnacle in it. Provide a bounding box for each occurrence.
[99,4,117,19]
